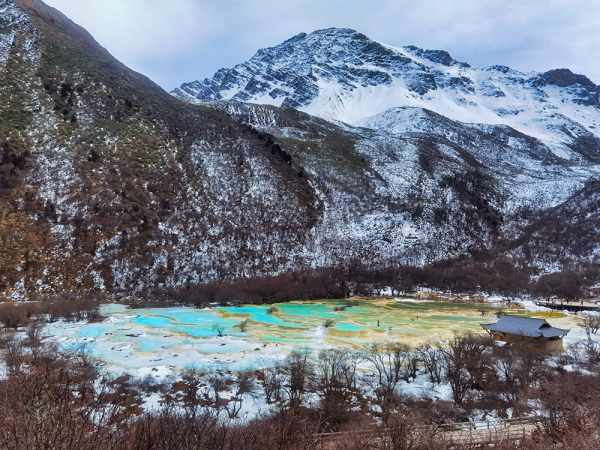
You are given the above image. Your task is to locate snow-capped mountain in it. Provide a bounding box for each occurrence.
[3,0,600,300]
[174,28,600,160]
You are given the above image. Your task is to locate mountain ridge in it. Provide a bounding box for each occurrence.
[2,4,600,300]
[173,27,600,160]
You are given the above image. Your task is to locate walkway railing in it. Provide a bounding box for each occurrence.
[533,300,600,312]
[316,415,537,445]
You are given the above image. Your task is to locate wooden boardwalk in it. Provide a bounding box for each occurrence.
[441,419,536,446]
[533,300,600,312]
[318,416,537,447]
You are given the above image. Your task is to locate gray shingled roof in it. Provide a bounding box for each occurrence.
[481,315,569,338]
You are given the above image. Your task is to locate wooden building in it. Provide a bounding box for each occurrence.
[481,315,569,353]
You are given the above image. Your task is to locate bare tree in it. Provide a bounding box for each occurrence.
[0,340,127,450]
[416,343,443,384]
[235,320,248,332]
[534,372,595,440]
[400,350,420,382]
[313,348,360,427]
[25,318,46,348]
[581,313,600,341]
[266,305,279,315]
[491,343,544,414]
[180,365,207,413]
[323,318,335,328]
[362,342,414,407]
[439,333,493,405]
[377,403,430,450]
[581,339,600,368]
[0,303,29,330]
[213,323,225,337]
[225,370,253,419]
[282,350,313,411]
[255,359,283,404]
[206,371,228,406]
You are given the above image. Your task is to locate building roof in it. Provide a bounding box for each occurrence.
[481,315,569,339]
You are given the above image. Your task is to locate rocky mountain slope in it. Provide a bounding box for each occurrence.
[0,0,322,299]
[1,2,599,300]
[175,29,600,214]
[173,28,600,291]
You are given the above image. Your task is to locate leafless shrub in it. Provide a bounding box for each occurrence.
[266,305,280,315]
[24,319,46,348]
[581,340,600,367]
[225,370,254,419]
[377,402,432,450]
[566,341,585,365]
[255,359,283,404]
[439,333,494,405]
[313,348,360,428]
[362,342,414,406]
[0,340,126,450]
[179,365,207,407]
[123,405,225,450]
[581,313,600,341]
[283,350,313,411]
[0,302,32,329]
[40,294,104,323]
[235,320,248,332]
[534,372,596,440]
[4,339,25,373]
[417,343,443,384]
[489,343,544,416]
[0,330,13,349]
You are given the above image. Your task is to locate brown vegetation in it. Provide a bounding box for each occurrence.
[1,327,600,449]
[172,259,600,308]
[0,294,102,330]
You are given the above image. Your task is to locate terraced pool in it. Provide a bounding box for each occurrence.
[43,298,515,373]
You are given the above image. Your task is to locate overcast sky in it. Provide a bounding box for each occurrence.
[43,0,600,91]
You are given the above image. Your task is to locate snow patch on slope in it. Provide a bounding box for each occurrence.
[0,0,40,64]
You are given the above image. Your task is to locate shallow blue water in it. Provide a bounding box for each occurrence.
[335,323,363,331]
[133,316,172,327]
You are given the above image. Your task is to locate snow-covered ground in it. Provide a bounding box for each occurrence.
[30,297,597,418]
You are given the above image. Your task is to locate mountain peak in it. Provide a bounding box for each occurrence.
[3,0,600,300]
[305,27,361,37]
[275,28,362,49]
[252,27,381,62]
[174,28,600,142]
[402,44,468,68]
[543,68,596,89]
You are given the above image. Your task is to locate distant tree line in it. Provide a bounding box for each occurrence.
[170,258,600,306]
[0,293,103,330]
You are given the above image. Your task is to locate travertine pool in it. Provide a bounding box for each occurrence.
[44,298,569,375]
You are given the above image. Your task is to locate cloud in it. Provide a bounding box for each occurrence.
[43,0,600,90]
